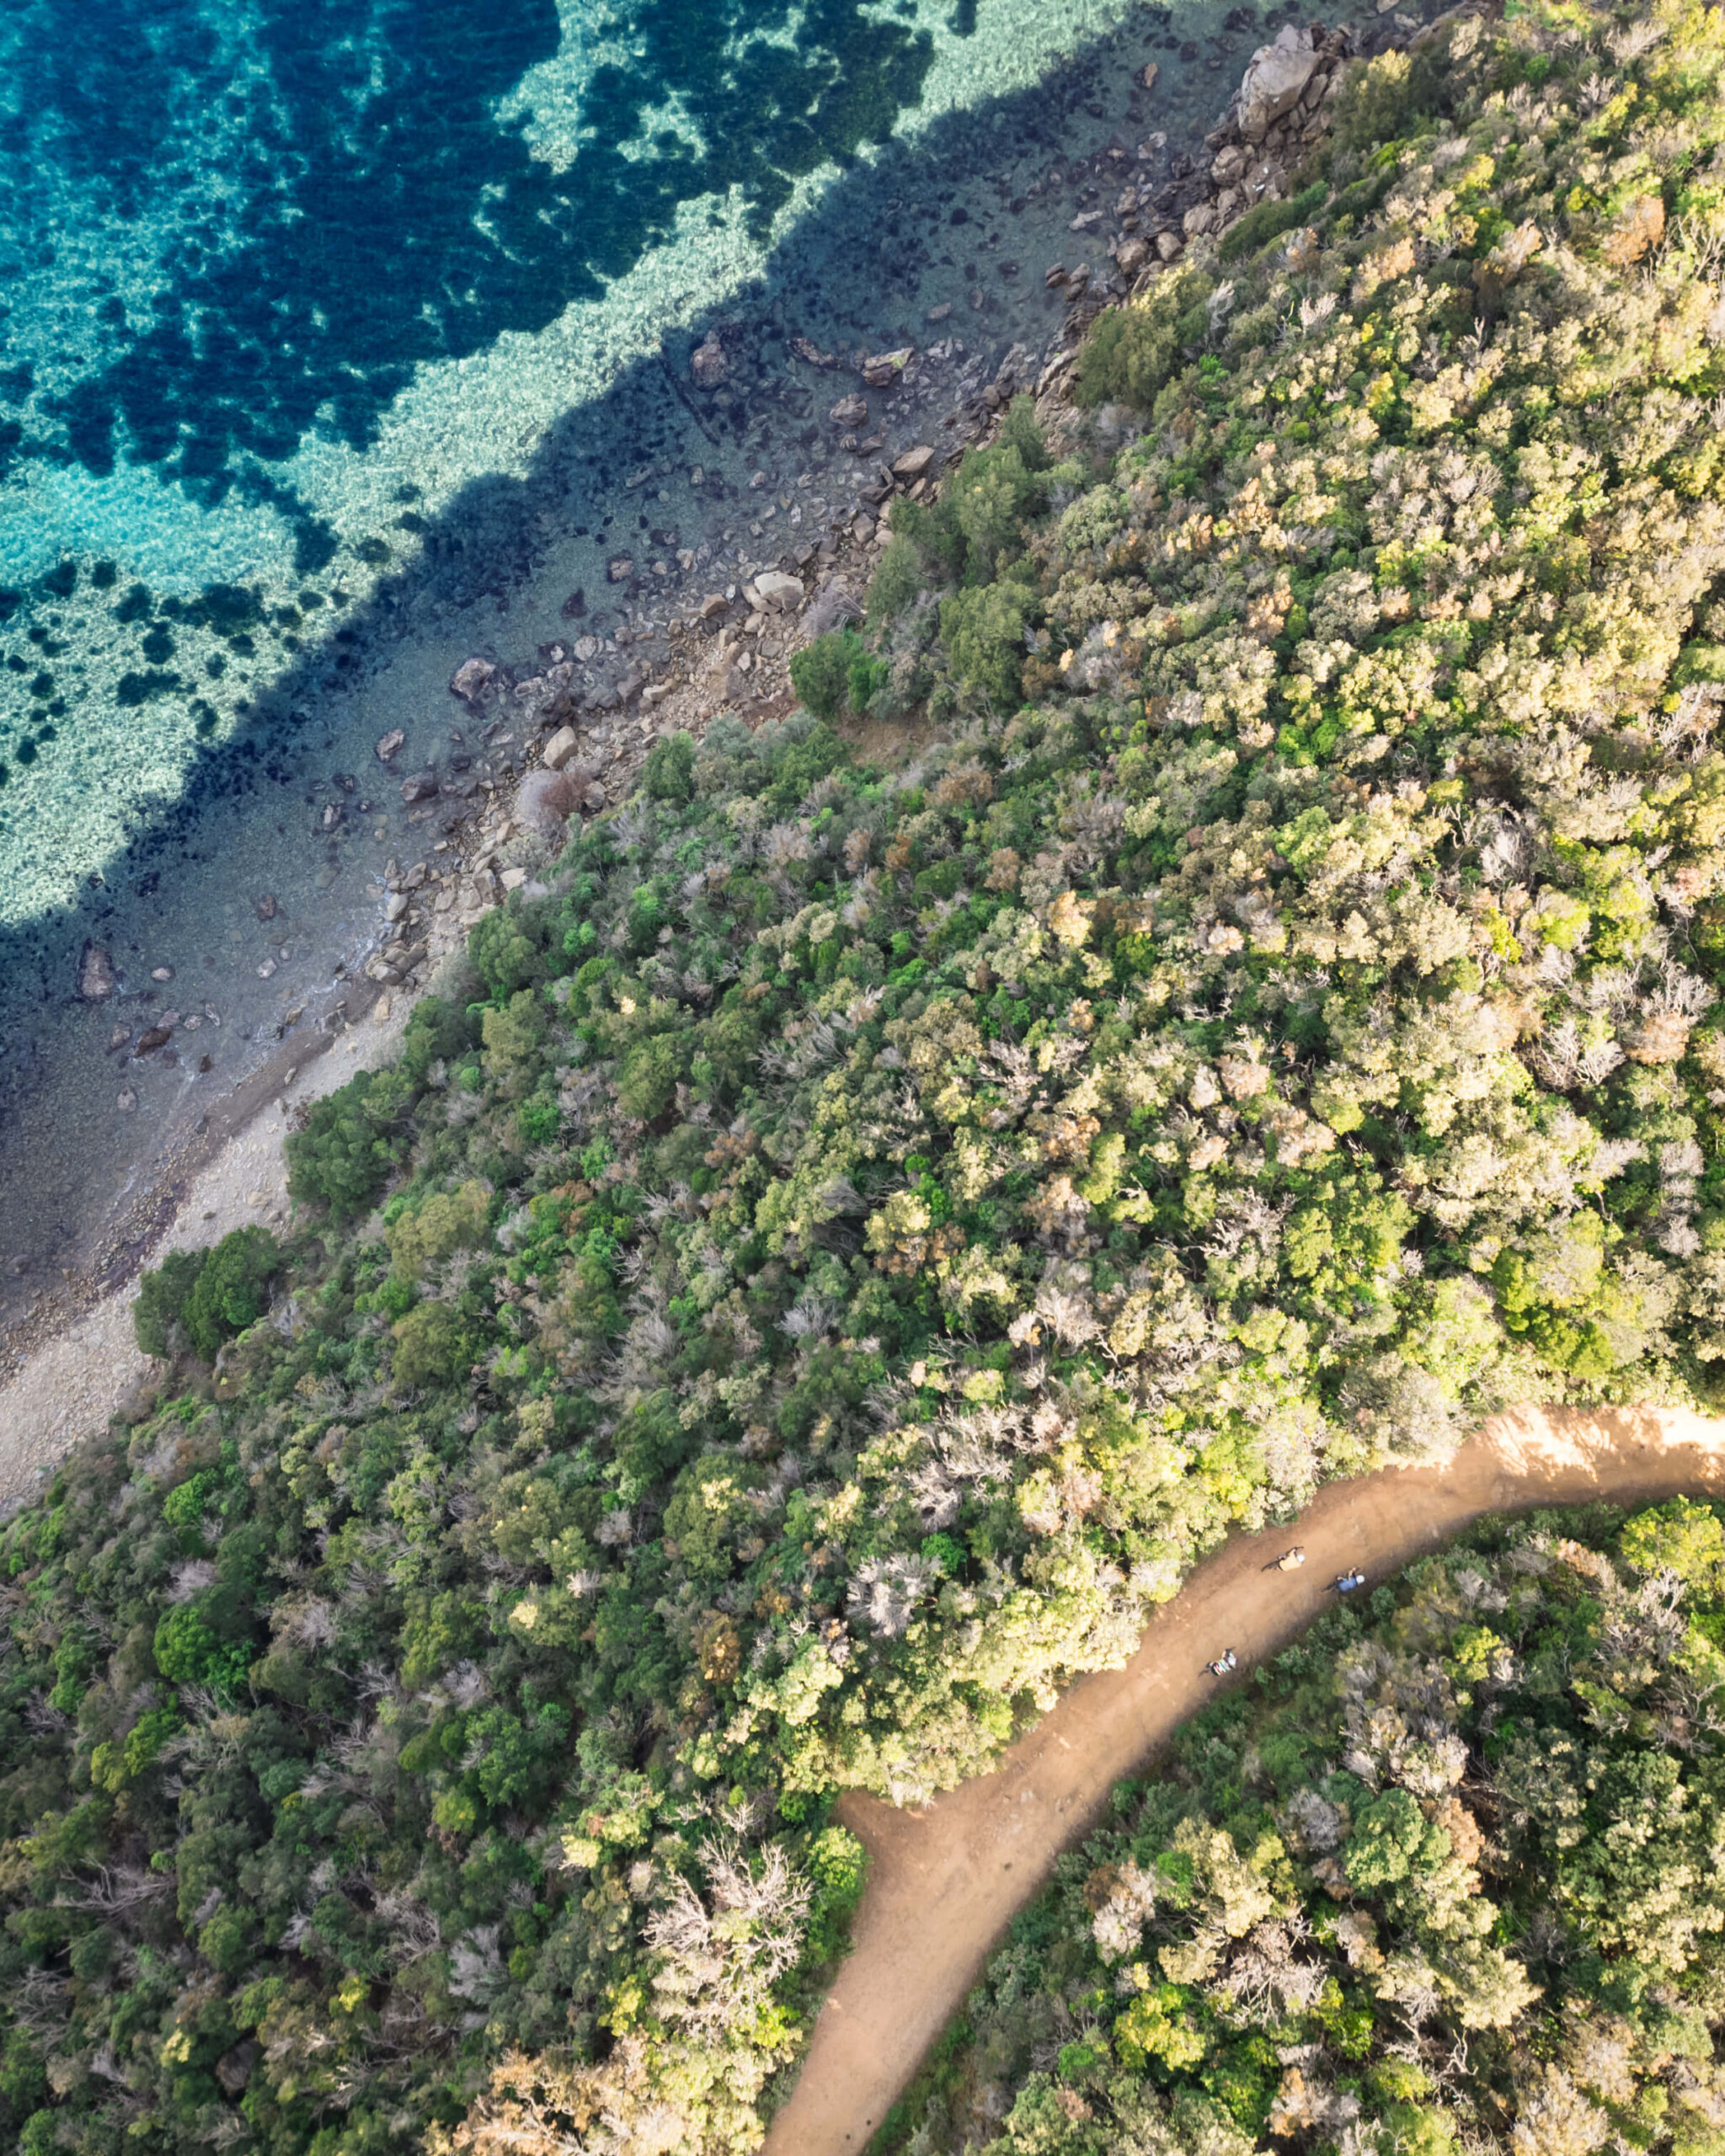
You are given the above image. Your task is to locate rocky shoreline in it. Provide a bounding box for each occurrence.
[0,0,1450,1467]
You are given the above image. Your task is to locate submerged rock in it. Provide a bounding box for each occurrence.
[691,334,729,387]
[401,771,440,803]
[451,656,496,702]
[77,943,116,1000]
[374,728,405,762]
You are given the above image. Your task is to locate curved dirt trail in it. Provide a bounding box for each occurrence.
[765,1404,1725,2156]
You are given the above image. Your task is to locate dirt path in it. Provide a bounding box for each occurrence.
[765,1402,1725,2156]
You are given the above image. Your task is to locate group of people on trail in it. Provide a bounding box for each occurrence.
[1204,1553,1366,1678]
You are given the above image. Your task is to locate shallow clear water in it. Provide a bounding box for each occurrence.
[0,0,1276,1338]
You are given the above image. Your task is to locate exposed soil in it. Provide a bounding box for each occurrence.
[764,1404,1725,2156]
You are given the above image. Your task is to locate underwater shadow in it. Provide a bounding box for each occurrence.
[0,0,1238,1330]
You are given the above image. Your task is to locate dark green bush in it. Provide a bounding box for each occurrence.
[132,1246,205,1358]
[790,628,862,721]
[1218,178,1328,262]
[133,1229,278,1363]
[644,730,695,801]
[1074,264,1210,408]
[939,580,1030,706]
[285,1062,418,1219]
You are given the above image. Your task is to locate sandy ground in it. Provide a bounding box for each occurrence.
[763,1401,1725,2156]
[0,992,414,1502]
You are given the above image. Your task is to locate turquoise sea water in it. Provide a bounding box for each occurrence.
[0,0,1270,1337]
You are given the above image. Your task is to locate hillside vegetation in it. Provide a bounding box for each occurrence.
[882,1498,1725,2156]
[3,3,1725,2152]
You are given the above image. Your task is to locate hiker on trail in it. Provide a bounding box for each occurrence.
[1332,1569,1366,1594]
[1270,1546,1306,1572]
[1206,1648,1238,1678]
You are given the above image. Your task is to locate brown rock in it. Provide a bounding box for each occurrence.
[861,347,912,388]
[829,392,868,427]
[753,569,805,610]
[890,445,936,481]
[690,334,729,387]
[607,555,635,584]
[255,894,278,921]
[401,771,440,803]
[78,944,117,1001]
[135,1027,172,1054]
[1155,229,1183,262]
[374,728,405,762]
[542,725,580,771]
[1140,61,1159,92]
[451,656,496,702]
[1116,237,1151,275]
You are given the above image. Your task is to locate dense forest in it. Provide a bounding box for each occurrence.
[3,3,1725,2151]
[883,1497,1725,2156]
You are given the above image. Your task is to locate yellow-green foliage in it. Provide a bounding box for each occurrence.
[889,1502,1725,2156]
[16,11,1725,2156]
[387,1178,490,1278]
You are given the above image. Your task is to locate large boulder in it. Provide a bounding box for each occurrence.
[751,570,805,611]
[450,656,496,702]
[1236,25,1320,142]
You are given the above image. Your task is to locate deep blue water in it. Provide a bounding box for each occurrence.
[0,0,1268,1347]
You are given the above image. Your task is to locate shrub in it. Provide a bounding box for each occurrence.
[182,1227,279,1361]
[134,1230,278,1363]
[133,1247,205,1358]
[1074,264,1210,408]
[644,731,695,802]
[790,629,862,722]
[286,1063,417,1219]
[390,1300,466,1390]
[939,581,1029,706]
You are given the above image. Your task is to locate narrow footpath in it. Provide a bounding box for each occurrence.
[765,1403,1725,2155]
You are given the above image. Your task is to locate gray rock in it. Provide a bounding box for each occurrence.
[752,569,805,610]
[829,393,868,428]
[374,728,406,762]
[401,771,440,803]
[1236,26,1320,142]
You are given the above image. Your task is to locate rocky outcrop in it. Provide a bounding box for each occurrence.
[1234,25,1324,142]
